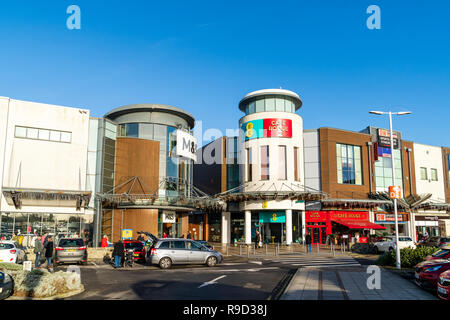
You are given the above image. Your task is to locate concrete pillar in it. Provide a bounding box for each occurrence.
[409,212,416,240]
[301,210,306,243]
[245,210,252,244]
[286,209,293,245]
[221,212,231,244]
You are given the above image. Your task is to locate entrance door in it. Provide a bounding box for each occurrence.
[307,226,326,245]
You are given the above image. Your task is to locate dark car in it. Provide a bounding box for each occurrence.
[425,247,450,261]
[124,240,146,262]
[415,258,450,290]
[437,269,450,300]
[0,272,14,300]
[54,238,88,266]
[420,237,450,248]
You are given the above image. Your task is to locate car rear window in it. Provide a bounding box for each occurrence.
[399,237,412,242]
[440,238,450,242]
[432,249,450,257]
[58,239,84,247]
[0,243,14,250]
[125,242,143,250]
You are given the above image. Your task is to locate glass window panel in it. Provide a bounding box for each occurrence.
[139,123,154,140]
[60,132,71,142]
[285,100,294,113]
[105,121,117,133]
[354,146,361,160]
[384,177,392,187]
[420,167,427,180]
[248,102,255,114]
[275,98,285,112]
[260,146,269,180]
[15,126,27,138]
[431,169,438,181]
[337,169,343,183]
[278,146,287,180]
[375,176,384,187]
[265,98,275,111]
[38,129,50,140]
[336,144,341,158]
[347,146,353,158]
[245,105,249,115]
[125,123,139,137]
[341,145,347,158]
[255,99,264,112]
[49,130,60,141]
[27,128,38,139]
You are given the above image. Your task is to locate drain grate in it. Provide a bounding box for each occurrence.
[267,268,297,300]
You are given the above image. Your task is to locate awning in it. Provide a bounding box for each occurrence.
[332,219,386,230]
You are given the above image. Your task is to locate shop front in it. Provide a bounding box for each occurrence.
[415,215,440,240]
[305,211,385,244]
[374,212,410,236]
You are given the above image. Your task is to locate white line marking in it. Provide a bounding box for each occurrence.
[91,262,98,268]
[249,261,263,265]
[198,275,227,288]
[301,263,361,268]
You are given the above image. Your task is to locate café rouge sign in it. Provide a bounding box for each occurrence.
[242,118,292,140]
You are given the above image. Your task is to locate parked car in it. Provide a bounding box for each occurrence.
[420,236,450,248]
[0,241,26,264]
[147,238,223,269]
[437,269,450,300]
[373,236,416,253]
[0,272,14,300]
[54,238,87,266]
[195,240,214,251]
[425,246,450,261]
[124,240,146,262]
[415,258,450,290]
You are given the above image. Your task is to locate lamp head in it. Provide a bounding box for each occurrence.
[369,111,384,115]
[396,111,412,115]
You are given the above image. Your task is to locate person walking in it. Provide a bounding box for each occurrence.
[34,235,43,269]
[44,236,54,269]
[187,231,192,240]
[254,230,262,249]
[162,232,168,239]
[305,233,312,253]
[101,235,109,248]
[112,239,125,269]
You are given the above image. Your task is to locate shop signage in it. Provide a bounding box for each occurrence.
[259,211,286,223]
[306,211,368,221]
[377,129,399,149]
[242,118,292,141]
[375,214,406,222]
[415,216,439,221]
[262,200,267,209]
[122,229,133,240]
[162,211,176,223]
[175,130,197,161]
[389,186,402,199]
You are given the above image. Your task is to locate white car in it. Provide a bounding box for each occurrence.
[0,241,27,264]
[374,236,416,253]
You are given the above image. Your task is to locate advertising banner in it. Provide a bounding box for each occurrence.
[175,130,197,161]
[122,229,133,240]
[162,210,176,223]
[259,211,286,223]
[242,118,292,141]
[377,129,399,149]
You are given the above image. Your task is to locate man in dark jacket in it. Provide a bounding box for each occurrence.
[112,240,125,268]
[34,235,43,269]
[305,233,312,253]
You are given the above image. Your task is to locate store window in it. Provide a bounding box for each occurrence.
[261,146,270,180]
[230,213,244,243]
[431,168,438,181]
[374,148,403,189]
[278,146,287,180]
[336,143,362,185]
[420,167,428,180]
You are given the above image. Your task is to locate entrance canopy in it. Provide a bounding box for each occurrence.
[332,219,386,230]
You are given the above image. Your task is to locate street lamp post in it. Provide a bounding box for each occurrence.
[369,110,411,270]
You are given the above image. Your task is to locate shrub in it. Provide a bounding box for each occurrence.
[376,246,439,268]
[0,263,23,271]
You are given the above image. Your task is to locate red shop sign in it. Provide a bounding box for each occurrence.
[263,118,292,138]
[330,211,368,221]
[306,211,328,221]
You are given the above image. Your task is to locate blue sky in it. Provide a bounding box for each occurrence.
[0,1,449,146]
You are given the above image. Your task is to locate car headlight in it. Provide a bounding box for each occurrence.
[0,272,4,282]
[424,265,443,272]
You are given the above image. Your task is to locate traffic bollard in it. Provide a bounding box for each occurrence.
[226,243,229,256]
[276,243,279,256]
[247,245,250,258]
[317,243,319,253]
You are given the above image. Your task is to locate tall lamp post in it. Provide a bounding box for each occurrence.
[369,110,411,269]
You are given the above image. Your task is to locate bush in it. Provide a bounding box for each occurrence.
[376,246,439,268]
[0,263,23,271]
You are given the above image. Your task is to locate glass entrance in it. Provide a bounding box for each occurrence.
[307,226,327,245]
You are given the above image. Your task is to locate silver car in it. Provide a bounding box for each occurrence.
[147,238,223,269]
[54,238,87,266]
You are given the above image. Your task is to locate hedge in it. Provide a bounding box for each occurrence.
[375,246,440,268]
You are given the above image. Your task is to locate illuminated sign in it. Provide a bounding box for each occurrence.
[242,119,292,141]
[259,211,286,223]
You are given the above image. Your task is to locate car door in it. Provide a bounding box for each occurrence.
[170,240,189,264]
[187,241,207,263]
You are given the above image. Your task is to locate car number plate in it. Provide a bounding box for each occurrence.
[415,273,419,280]
[134,253,139,256]
[438,286,446,294]
[0,259,3,262]
[67,249,77,252]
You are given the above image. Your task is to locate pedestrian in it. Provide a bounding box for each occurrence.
[305,233,312,253]
[137,233,144,242]
[254,230,262,249]
[11,232,18,242]
[112,239,125,269]
[180,234,185,239]
[162,232,168,238]
[101,235,109,248]
[187,231,192,240]
[45,236,54,269]
[34,234,43,269]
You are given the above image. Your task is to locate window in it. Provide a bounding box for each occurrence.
[60,131,71,142]
[420,167,428,180]
[15,126,27,138]
[14,126,72,143]
[246,147,252,182]
[275,98,285,112]
[278,146,287,180]
[336,143,362,185]
[255,99,264,112]
[374,148,403,189]
[294,147,299,181]
[27,128,38,139]
[265,98,275,111]
[431,168,438,181]
[158,241,170,249]
[49,130,61,141]
[187,241,203,251]
[38,129,50,140]
[248,101,255,114]
[172,240,186,249]
[261,145,270,180]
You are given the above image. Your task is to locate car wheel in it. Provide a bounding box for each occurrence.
[206,256,218,267]
[159,257,172,269]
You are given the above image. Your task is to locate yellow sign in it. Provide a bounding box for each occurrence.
[262,200,267,209]
[122,229,133,239]
[272,213,277,221]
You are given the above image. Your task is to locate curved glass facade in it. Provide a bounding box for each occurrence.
[118,122,193,196]
[242,96,296,115]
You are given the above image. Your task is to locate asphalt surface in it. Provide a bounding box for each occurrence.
[59,259,289,300]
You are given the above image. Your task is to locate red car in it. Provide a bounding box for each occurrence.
[437,270,450,300]
[425,247,450,261]
[124,240,146,262]
[415,258,450,290]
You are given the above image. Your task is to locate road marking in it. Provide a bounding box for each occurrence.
[249,261,262,265]
[198,275,227,288]
[302,263,361,268]
[91,262,98,268]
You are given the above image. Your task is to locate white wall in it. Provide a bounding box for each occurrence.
[413,143,446,202]
[0,98,91,214]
